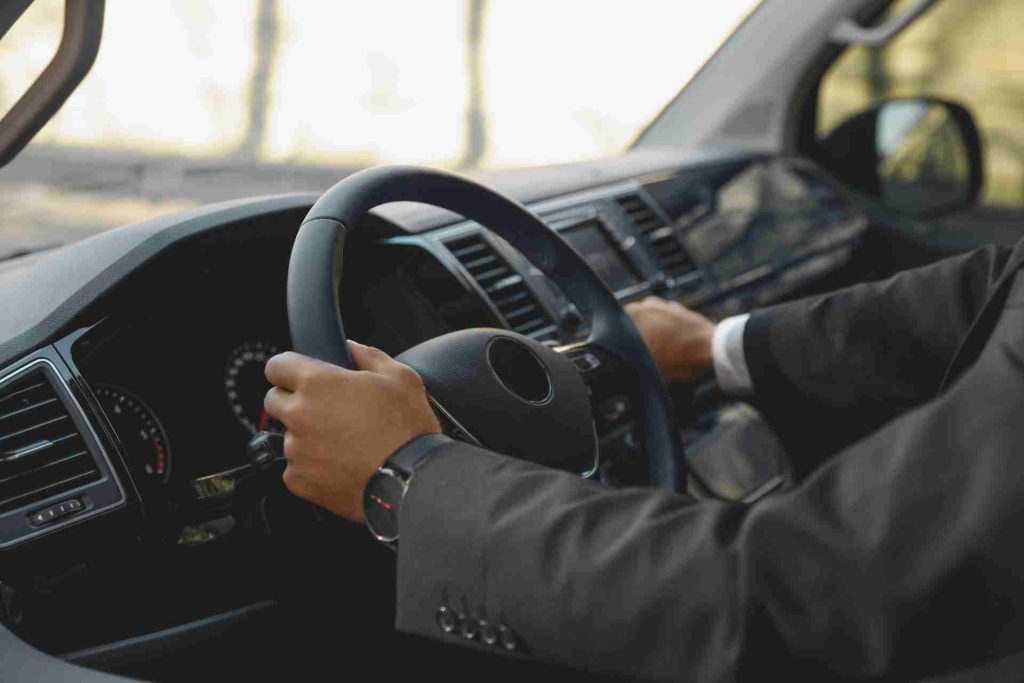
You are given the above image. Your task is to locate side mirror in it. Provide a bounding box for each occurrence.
[820,98,983,218]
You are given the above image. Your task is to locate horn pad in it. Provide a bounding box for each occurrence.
[397,329,595,474]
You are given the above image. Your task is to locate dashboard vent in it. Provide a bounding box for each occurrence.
[0,366,99,513]
[616,193,698,280]
[445,232,557,342]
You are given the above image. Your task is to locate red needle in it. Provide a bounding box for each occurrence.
[370,494,393,511]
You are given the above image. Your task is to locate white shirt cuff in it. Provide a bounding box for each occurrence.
[711,313,754,397]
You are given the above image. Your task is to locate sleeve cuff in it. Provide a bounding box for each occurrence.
[711,313,754,397]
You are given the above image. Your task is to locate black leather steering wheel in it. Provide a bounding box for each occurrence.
[287,165,680,490]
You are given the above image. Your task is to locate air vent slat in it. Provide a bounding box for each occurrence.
[0,414,70,449]
[0,396,60,425]
[471,266,510,284]
[0,382,48,410]
[462,254,499,270]
[526,324,558,341]
[445,232,557,343]
[1,432,83,466]
[0,450,91,488]
[513,316,547,334]
[0,470,97,512]
[616,193,698,281]
[504,304,540,321]
[0,367,100,514]
[491,290,531,309]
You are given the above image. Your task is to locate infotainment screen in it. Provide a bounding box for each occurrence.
[561,219,641,293]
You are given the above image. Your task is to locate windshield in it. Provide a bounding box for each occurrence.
[0,0,758,251]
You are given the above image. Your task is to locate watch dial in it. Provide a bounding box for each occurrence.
[364,470,405,543]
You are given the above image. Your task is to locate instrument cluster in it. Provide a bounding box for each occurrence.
[86,340,283,493]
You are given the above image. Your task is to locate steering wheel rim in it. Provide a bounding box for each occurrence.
[287,165,681,490]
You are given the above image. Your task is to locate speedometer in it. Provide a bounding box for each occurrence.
[225,342,281,434]
[94,384,172,485]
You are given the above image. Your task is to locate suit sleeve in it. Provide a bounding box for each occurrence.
[396,295,1024,680]
[742,243,1013,473]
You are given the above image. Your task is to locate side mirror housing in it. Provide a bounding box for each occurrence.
[820,98,983,218]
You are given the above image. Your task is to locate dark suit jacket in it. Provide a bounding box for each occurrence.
[394,240,1024,681]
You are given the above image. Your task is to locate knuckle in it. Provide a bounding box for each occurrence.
[295,364,325,390]
[398,363,424,387]
[267,351,295,371]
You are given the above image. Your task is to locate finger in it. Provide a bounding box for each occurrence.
[263,386,294,422]
[265,351,321,390]
[666,299,688,313]
[347,340,406,378]
[282,463,309,499]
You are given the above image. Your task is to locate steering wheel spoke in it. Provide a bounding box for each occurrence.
[554,339,655,486]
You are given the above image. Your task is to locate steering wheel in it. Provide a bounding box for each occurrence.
[287,165,680,490]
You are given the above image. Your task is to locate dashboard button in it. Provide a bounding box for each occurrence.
[27,498,83,527]
[599,395,630,422]
[571,352,601,373]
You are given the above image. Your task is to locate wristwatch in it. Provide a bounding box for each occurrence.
[363,433,452,547]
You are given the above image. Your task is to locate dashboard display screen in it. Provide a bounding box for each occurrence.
[561,220,641,293]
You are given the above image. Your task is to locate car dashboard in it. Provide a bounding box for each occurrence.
[0,151,868,656]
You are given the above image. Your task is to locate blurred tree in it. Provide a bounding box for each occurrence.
[235,0,279,159]
[867,47,888,101]
[457,0,488,169]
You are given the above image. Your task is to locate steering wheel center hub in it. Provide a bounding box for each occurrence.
[486,337,552,404]
[398,329,595,475]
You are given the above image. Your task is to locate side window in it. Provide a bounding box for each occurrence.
[818,0,1024,210]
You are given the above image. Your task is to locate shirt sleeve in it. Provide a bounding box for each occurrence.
[711,313,753,397]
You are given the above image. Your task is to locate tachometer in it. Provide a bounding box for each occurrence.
[94,384,172,484]
[225,342,281,434]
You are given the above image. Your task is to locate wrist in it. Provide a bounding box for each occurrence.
[695,324,715,375]
[363,433,453,546]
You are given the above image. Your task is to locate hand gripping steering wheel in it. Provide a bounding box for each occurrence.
[287,166,681,489]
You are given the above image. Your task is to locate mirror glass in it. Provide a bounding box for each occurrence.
[876,99,972,215]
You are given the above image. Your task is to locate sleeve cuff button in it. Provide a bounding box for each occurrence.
[480,620,497,645]
[459,617,479,640]
[497,624,518,651]
[436,606,459,634]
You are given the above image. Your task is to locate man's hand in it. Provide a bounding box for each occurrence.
[263,341,441,522]
[625,296,716,383]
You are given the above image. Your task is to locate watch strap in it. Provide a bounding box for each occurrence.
[386,432,454,480]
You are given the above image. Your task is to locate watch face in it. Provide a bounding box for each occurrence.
[364,469,406,544]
